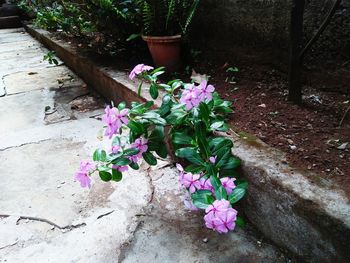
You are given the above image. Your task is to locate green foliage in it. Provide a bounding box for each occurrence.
[136,0,200,36]
[43,51,59,65]
[15,0,141,55]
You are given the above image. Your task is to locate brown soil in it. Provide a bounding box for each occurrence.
[194,60,349,194]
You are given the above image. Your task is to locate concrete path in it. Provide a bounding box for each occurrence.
[0,28,291,263]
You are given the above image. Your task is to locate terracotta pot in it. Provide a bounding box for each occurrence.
[142,35,182,72]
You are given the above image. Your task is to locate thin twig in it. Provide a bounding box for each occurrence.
[299,0,342,60]
[339,105,350,127]
[0,214,86,230]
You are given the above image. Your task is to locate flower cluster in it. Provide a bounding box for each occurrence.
[180,80,215,110]
[177,163,236,195]
[204,200,238,233]
[102,106,129,139]
[128,64,154,80]
[176,162,238,233]
[75,160,95,188]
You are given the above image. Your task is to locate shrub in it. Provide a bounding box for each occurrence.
[75,64,247,233]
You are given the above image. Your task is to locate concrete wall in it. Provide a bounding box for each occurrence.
[191,0,350,59]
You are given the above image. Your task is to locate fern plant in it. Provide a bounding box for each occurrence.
[136,0,200,36]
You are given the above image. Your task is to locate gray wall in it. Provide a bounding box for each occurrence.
[191,0,350,60]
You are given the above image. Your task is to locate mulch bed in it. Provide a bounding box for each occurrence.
[195,60,350,195]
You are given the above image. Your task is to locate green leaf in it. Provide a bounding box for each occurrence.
[126,33,141,41]
[142,152,157,165]
[199,102,210,123]
[149,126,165,142]
[219,168,240,178]
[191,190,215,209]
[127,120,144,135]
[97,165,110,172]
[112,136,121,146]
[209,175,221,191]
[212,138,233,154]
[235,216,245,227]
[209,137,226,148]
[216,186,228,200]
[155,144,168,158]
[123,148,140,156]
[99,171,112,182]
[137,81,143,97]
[210,121,224,130]
[93,149,107,162]
[206,164,217,177]
[222,157,241,169]
[149,83,159,99]
[236,180,248,190]
[118,101,126,110]
[184,164,205,173]
[172,132,193,145]
[142,112,166,126]
[175,147,204,165]
[111,169,122,182]
[194,121,210,159]
[112,157,130,166]
[216,148,231,168]
[229,187,246,204]
[129,162,139,170]
[209,175,227,199]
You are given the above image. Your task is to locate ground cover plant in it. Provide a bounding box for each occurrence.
[75,64,247,233]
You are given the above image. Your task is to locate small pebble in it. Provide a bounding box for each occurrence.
[289,145,297,150]
[202,238,208,243]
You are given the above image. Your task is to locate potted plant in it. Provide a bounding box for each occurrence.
[136,0,200,72]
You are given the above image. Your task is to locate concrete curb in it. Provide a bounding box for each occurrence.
[25,24,350,262]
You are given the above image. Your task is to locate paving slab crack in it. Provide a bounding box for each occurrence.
[96,210,115,219]
[0,139,51,152]
[0,214,86,232]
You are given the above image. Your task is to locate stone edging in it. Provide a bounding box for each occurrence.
[24,24,350,262]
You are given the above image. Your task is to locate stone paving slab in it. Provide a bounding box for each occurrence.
[0,90,50,134]
[4,66,82,94]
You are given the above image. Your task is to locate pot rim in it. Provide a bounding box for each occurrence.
[142,35,182,43]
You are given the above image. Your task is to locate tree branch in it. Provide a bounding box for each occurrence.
[299,0,342,60]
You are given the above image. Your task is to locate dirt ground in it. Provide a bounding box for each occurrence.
[193,57,350,195]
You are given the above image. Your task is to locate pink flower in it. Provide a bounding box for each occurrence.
[220,177,236,194]
[131,138,148,154]
[179,81,215,110]
[181,172,201,193]
[74,160,95,188]
[197,80,215,101]
[128,137,148,163]
[209,156,217,164]
[111,145,120,154]
[180,91,201,110]
[204,199,238,233]
[205,199,230,214]
[102,106,129,139]
[199,178,214,192]
[129,64,154,80]
[112,165,128,173]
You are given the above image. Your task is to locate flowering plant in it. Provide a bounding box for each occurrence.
[75,63,247,233]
